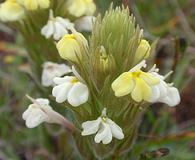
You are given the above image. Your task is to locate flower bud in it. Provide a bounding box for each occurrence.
[99,46,115,73]
[134,39,151,63]
[100,57,109,72]
[56,32,87,62]
[0,0,24,22]
[67,0,96,17]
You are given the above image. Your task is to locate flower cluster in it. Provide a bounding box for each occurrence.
[1,2,181,157]
[24,36,180,146]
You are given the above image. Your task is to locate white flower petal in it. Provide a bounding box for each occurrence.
[41,20,54,39]
[159,87,180,107]
[148,71,173,104]
[22,105,34,120]
[81,117,101,136]
[53,22,68,40]
[41,25,50,37]
[52,83,73,103]
[150,72,168,97]
[158,81,168,98]
[148,70,180,107]
[42,71,55,86]
[75,16,95,32]
[23,97,69,128]
[107,119,124,140]
[41,13,75,40]
[41,62,72,87]
[56,17,74,29]
[102,127,112,144]
[25,109,48,128]
[57,64,72,75]
[23,98,50,122]
[159,96,171,106]
[94,122,112,144]
[67,82,89,107]
[148,85,160,102]
[169,87,180,106]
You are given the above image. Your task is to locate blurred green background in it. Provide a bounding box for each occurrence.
[1,0,195,159]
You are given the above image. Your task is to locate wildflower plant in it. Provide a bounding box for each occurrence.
[0,0,181,159]
[55,6,179,159]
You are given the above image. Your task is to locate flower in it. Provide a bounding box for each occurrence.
[134,39,151,63]
[82,108,124,144]
[17,0,50,10]
[74,16,96,32]
[111,60,160,102]
[41,61,72,87]
[67,0,96,17]
[56,31,87,62]
[52,69,89,106]
[22,95,74,129]
[41,10,74,40]
[148,66,180,107]
[0,0,24,22]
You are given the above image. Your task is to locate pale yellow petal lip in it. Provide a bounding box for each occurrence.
[112,72,135,97]
[67,0,96,17]
[0,0,24,22]
[56,33,85,62]
[131,78,151,102]
[111,59,160,102]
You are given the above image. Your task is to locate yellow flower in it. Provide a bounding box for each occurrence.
[56,32,87,62]
[111,60,160,102]
[134,39,151,63]
[67,0,96,17]
[0,0,24,22]
[17,0,50,10]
